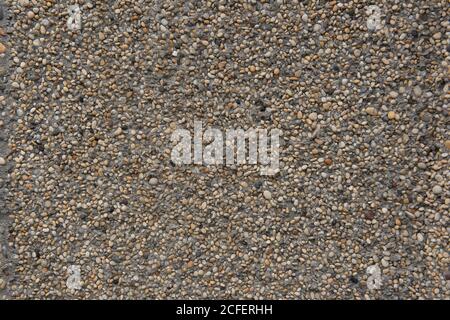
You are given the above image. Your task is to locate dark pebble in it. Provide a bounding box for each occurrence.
[349,276,359,284]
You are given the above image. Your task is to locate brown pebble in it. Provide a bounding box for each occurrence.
[0,43,6,54]
[444,271,450,281]
[324,158,333,166]
[366,107,378,116]
[364,212,375,220]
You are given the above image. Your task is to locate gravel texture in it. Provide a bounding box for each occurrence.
[0,0,449,299]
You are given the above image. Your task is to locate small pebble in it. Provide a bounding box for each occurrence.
[432,185,442,195]
[389,91,399,99]
[366,107,377,116]
[444,140,450,149]
[387,111,397,120]
[413,86,422,97]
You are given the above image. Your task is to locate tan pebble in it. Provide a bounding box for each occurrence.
[113,127,122,136]
[263,190,272,200]
[389,91,398,99]
[0,43,6,54]
[388,111,397,120]
[249,65,256,72]
[273,67,280,76]
[322,101,332,110]
[413,86,422,97]
[444,140,450,149]
[366,107,378,116]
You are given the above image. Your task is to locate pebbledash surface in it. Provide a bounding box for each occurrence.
[0,0,449,299]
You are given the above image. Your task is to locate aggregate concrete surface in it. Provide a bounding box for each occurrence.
[0,0,448,299]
